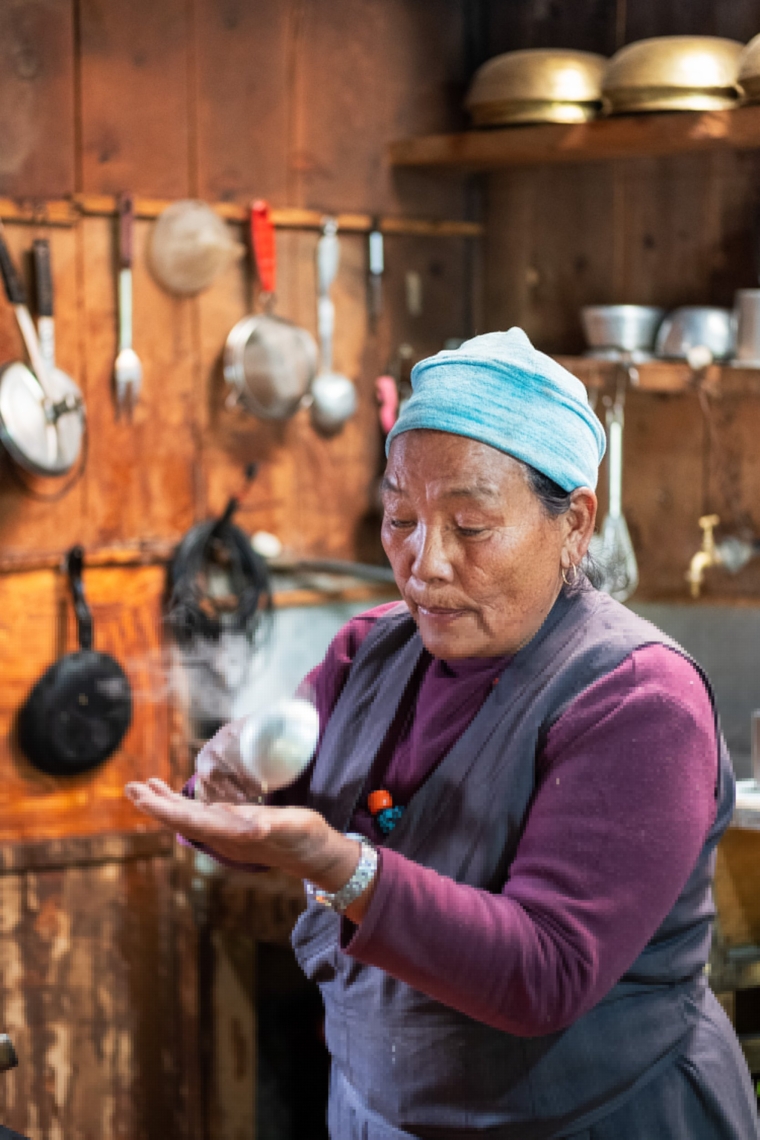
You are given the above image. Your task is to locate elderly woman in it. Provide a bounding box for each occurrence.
[127,330,759,1139]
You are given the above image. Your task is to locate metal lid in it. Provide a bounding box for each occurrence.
[0,362,84,476]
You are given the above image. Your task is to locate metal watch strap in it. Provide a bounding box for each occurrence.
[306,833,378,914]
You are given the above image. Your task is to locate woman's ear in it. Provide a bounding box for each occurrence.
[563,488,597,566]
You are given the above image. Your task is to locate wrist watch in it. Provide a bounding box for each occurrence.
[306,833,379,914]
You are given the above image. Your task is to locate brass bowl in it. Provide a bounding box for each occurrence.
[466,49,606,126]
[738,34,760,102]
[602,36,743,114]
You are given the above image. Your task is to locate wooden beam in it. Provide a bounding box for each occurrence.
[0,194,482,237]
[389,104,760,170]
[0,830,172,874]
[0,197,79,226]
[75,195,484,236]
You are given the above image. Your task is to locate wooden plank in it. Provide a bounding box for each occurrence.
[0,198,78,226]
[489,165,616,355]
[0,853,193,1137]
[294,0,468,219]
[193,0,291,206]
[78,0,191,197]
[78,215,198,547]
[0,830,172,875]
[0,221,87,556]
[0,0,76,198]
[555,357,725,393]
[0,565,171,844]
[715,829,760,948]
[389,104,760,170]
[624,0,760,44]
[74,192,484,234]
[485,0,619,57]
[194,221,303,550]
[207,928,257,1139]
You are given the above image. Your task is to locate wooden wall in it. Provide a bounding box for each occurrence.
[0,2,471,1137]
[0,0,472,851]
[483,0,760,600]
[4,0,760,1136]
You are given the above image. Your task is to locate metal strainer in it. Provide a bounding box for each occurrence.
[224,201,317,420]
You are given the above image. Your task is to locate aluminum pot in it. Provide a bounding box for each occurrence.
[581,305,665,354]
[602,36,743,114]
[655,307,734,361]
[465,49,606,126]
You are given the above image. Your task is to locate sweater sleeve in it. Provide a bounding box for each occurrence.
[342,644,719,1036]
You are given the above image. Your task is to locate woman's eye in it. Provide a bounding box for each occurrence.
[456,526,488,537]
[389,518,415,530]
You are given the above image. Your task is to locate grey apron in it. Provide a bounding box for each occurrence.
[293,587,759,1139]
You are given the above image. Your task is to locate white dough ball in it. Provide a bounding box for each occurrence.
[239,698,319,793]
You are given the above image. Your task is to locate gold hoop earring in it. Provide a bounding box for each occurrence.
[561,563,578,587]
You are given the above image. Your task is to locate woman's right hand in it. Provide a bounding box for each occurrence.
[193,718,264,806]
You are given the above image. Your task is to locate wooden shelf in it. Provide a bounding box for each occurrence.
[390,103,760,170]
[556,357,760,394]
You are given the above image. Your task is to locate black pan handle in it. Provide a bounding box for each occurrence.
[32,239,54,318]
[66,546,93,650]
[0,222,27,305]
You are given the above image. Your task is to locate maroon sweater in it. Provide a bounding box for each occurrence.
[191,602,719,1035]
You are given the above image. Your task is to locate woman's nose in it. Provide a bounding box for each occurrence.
[409,526,454,583]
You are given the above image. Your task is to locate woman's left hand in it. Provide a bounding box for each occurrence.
[124,778,360,890]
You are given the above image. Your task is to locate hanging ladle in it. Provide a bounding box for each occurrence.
[311,218,357,434]
[589,384,639,602]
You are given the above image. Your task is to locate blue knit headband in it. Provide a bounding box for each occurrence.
[386,328,605,492]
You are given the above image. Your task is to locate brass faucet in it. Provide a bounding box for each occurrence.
[686,514,721,599]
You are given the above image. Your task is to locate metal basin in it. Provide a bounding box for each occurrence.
[655,307,734,360]
[581,305,665,353]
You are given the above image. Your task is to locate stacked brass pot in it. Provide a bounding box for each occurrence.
[464,49,606,125]
[602,37,743,113]
[466,34,759,126]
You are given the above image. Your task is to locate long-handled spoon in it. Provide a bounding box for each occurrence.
[589,388,639,601]
[113,193,142,418]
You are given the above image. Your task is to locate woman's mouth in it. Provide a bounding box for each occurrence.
[416,605,469,624]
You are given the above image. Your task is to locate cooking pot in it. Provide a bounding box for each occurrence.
[581,305,664,356]
[465,49,606,126]
[602,36,743,114]
[654,307,734,361]
[18,547,132,776]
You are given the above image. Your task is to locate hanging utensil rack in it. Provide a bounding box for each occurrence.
[0,195,483,238]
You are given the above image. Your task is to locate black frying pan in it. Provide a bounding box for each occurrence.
[18,547,132,776]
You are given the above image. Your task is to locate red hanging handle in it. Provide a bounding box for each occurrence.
[250,199,276,296]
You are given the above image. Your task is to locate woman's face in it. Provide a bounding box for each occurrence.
[381,430,596,658]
